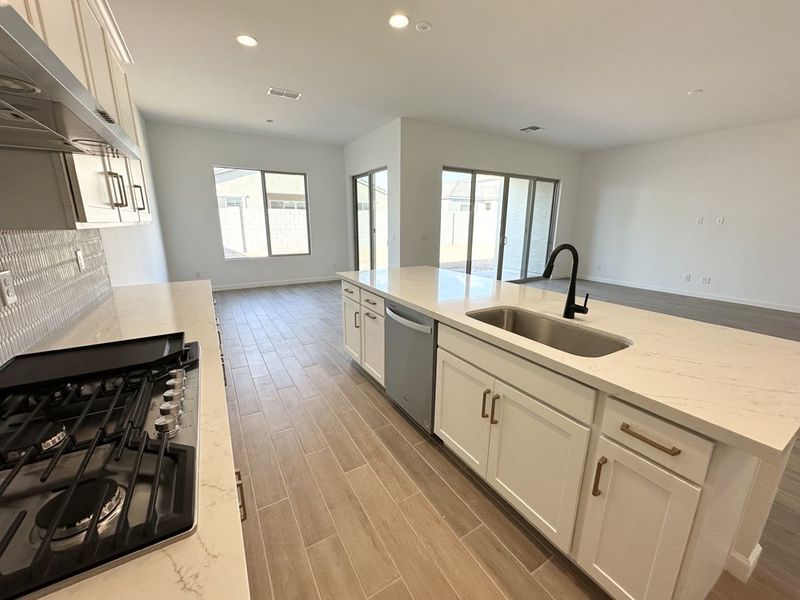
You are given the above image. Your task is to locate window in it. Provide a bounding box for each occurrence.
[352,168,388,270]
[213,167,311,259]
[438,168,559,282]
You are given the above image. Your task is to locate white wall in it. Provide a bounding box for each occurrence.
[100,109,169,286]
[398,119,582,271]
[575,117,800,311]
[145,120,348,289]
[343,119,401,268]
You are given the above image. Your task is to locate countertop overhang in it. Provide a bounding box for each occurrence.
[339,266,800,463]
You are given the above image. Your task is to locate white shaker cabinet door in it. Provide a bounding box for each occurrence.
[342,296,362,362]
[361,310,385,386]
[577,436,701,600]
[37,0,90,88]
[485,380,590,552]
[434,349,494,477]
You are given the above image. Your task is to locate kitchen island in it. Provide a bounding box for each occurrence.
[338,266,800,600]
[31,281,249,600]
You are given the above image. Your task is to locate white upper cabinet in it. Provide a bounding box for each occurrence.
[76,0,118,124]
[107,154,138,222]
[0,0,154,229]
[108,47,137,141]
[6,0,43,36]
[577,436,701,600]
[127,158,151,222]
[434,350,495,477]
[65,153,120,224]
[486,381,590,551]
[36,0,90,88]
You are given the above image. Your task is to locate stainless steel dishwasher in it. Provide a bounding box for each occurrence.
[384,301,437,434]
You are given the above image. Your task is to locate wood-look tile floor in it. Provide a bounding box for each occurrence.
[217,280,799,600]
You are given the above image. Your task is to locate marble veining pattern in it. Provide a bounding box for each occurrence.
[339,266,800,461]
[32,281,249,599]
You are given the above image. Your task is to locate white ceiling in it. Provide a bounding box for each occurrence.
[109,0,800,150]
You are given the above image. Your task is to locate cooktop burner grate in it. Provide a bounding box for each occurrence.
[0,337,199,600]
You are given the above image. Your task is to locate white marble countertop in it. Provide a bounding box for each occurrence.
[339,266,800,462]
[33,281,249,599]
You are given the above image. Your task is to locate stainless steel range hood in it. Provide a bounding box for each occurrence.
[0,6,139,158]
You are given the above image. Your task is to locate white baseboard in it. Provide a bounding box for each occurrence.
[212,275,339,292]
[578,274,800,314]
[726,543,761,582]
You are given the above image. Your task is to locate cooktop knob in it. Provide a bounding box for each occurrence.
[163,388,184,404]
[154,415,179,438]
[168,368,186,382]
[160,400,182,420]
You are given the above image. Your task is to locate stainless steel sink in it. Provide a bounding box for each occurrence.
[466,307,631,357]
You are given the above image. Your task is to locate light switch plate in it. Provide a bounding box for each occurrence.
[0,270,17,306]
[75,249,86,272]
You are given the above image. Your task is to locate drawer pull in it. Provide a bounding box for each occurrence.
[364,311,377,320]
[481,388,490,418]
[490,393,499,424]
[344,287,354,293]
[592,456,608,496]
[620,422,682,456]
[236,470,247,522]
[365,298,377,305]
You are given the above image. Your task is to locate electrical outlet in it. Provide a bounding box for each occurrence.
[683,274,692,282]
[75,249,86,272]
[696,216,704,225]
[701,276,712,285]
[0,270,17,306]
[716,216,725,225]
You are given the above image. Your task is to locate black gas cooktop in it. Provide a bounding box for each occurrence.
[0,334,200,599]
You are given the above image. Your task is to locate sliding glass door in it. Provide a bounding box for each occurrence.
[439,168,558,282]
[353,168,388,270]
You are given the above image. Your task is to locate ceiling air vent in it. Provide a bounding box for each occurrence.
[267,87,302,100]
[520,125,543,133]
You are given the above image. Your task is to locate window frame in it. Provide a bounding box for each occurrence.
[439,166,560,282]
[213,166,312,260]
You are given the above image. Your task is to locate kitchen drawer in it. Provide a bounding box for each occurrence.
[341,281,361,302]
[361,290,385,313]
[603,398,714,484]
[438,324,595,425]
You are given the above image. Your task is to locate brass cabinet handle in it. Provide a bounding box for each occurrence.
[620,422,682,456]
[481,388,491,418]
[490,393,499,424]
[591,456,608,496]
[365,298,377,305]
[235,470,247,521]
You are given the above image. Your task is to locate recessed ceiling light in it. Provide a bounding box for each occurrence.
[415,21,432,32]
[686,88,704,96]
[389,14,410,29]
[236,34,258,47]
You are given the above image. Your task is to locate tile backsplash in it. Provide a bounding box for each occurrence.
[0,229,111,365]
